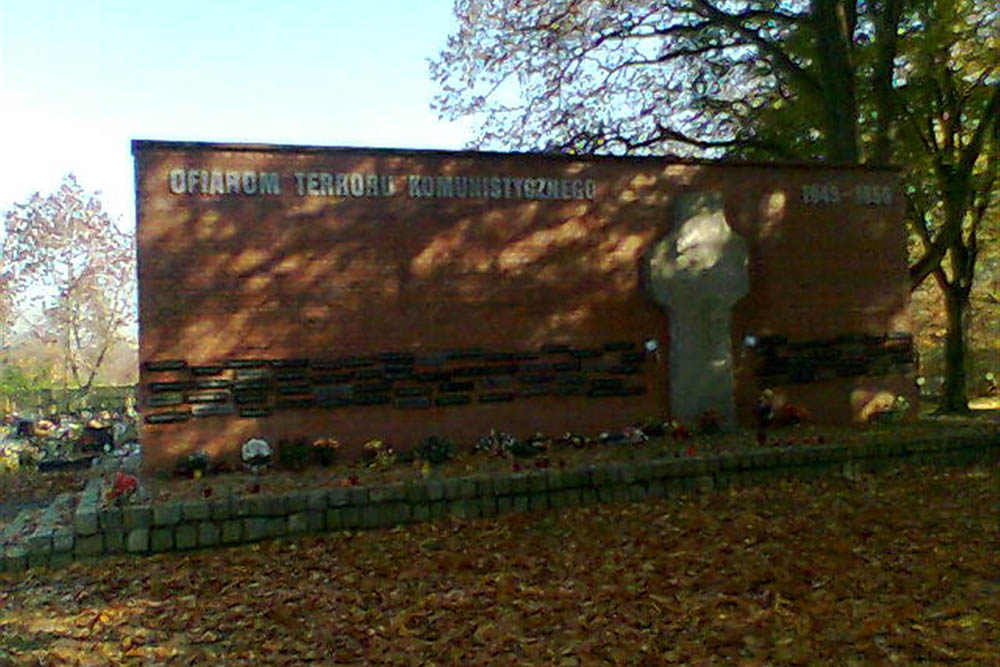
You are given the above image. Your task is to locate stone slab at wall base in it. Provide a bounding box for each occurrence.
[2,433,997,573]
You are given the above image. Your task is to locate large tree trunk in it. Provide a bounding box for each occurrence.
[937,276,971,414]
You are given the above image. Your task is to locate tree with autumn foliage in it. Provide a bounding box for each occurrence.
[431,0,1000,411]
[2,174,136,401]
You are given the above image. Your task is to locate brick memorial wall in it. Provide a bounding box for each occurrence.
[133,141,915,471]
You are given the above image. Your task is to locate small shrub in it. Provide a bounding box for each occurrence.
[176,451,209,478]
[697,409,722,435]
[363,439,396,470]
[277,438,311,469]
[476,430,541,458]
[311,437,340,466]
[414,435,455,465]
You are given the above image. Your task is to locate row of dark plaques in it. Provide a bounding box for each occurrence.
[141,342,652,425]
[751,332,916,384]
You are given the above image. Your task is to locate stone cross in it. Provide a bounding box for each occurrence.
[646,192,749,429]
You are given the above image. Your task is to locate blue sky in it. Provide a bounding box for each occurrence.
[0,0,472,228]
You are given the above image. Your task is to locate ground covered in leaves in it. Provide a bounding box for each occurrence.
[1,461,997,665]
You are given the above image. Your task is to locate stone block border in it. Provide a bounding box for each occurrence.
[3,433,997,573]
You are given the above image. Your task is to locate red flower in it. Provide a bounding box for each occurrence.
[512,461,523,472]
[672,425,691,441]
[685,446,697,457]
[202,487,213,498]
[248,483,261,494]
[112,472,138,496]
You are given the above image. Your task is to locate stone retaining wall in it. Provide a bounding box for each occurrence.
[3,434,997,573]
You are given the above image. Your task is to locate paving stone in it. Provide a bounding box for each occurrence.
[648,480,666,498]
[442,478,462,501]
[210,498,234,520]
[124,506,153,531]
[307,510,325,532]
[325,508,343,530]
[52,529,74,553]
[328,487,349,507]
[459,478,477,499]
[528,472,548,493]
[496,496,513,514]
[50,553,73,569]
[579,487,599,505]
[411,504,430,522]
[126,528,150,553]
[512,497,529,513]
[428,502,447,519]
[234,497,252,517]
[405,482,428,503]
[245,518,270,541]
[4,545,28,573]
[198,522,220,546]
[509,473,529,495]
[341,507,361,528]
[104,528,125,554]
[368,486,387,503]
[28,554,50,570]
[383,483,406,502]
[306,490,328,511]
[152,503,182,526]
[284,492,307,513]
[392,503,411,524]
[288,512,308,534]
[150,527,174,552]
[347,488,368,507]
[361,505,382,529]
[27,532,53,556]
[267,518,287,537]
[629,484,647,501]
[492,476,512,496]
[174,525,197,550]
[182,501,210,521]
[221,520,243,544]
[74,534,104,557]
[75,510,98,536]
[480,496,498,517]
[528,493,548,512]
[99,508,124,531]
[426,480,444,501]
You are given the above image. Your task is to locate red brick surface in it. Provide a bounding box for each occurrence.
[134,142,913,471]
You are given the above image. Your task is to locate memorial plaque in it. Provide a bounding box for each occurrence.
[351,394,390,406]
[276,383,312,395]
[150,381,190,393]
[439,381,474,393]
[185,391,230,403]
[225,359,269,369]
[191,365,225,376]
[147,393,183,407]
[145,411,190,424]
[603,341,636,352]
[233,379,271,391]
[482,375,515,388]
[272,358,309,368]
[318,397,352,408]
[196,379,230,390]
[275,397,315,409]
[395,396,432,409]
[239,407,272,418]
[234,369,271,382]
[192,404,235,417]
[275,370,307,382]
[144,360,187,372]
[479,392,515,403]
[435,394,472,406]
[395,386,432,397]
[233,391,269,405]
